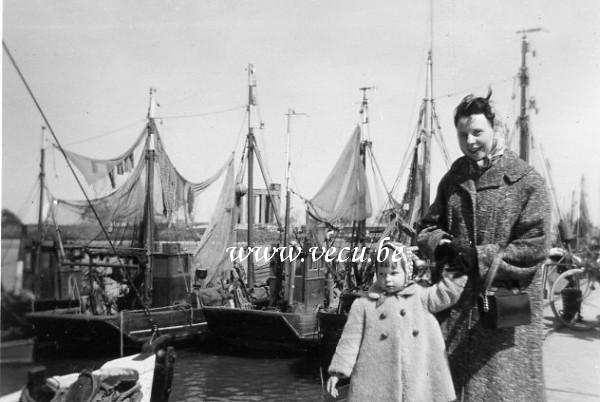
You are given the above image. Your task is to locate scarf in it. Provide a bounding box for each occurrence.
[468,133,506,177]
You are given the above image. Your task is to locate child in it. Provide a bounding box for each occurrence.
[326,242,466,402]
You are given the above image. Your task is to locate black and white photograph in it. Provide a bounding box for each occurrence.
[2,1,599,401]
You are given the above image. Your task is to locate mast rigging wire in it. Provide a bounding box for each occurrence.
[64,118,146,147]
[155,105,245,120]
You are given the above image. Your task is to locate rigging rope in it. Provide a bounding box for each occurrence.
[253,138,284,231]
[390,102,424,196]
[64,118,146,147]
[431,103,452,168]
[432,77,513,100]
[155,105,245,120]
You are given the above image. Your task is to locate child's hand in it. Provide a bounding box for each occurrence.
[326,375,339,398]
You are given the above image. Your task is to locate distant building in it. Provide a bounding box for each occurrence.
[236,183,281,225]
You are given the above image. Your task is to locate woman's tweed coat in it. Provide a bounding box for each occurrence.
[328,274,466,402]
[417,150,551,402]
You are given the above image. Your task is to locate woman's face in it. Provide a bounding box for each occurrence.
[456,113,495,161]
[376,260,406,293]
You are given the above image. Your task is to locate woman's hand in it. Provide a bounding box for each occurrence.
[326,375,339,398]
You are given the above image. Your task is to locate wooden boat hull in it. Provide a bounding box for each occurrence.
[202,306,319,353]
[0,337,34,364]
[26,306,206,353]
[0,337,175,402]
[316,310,348,369]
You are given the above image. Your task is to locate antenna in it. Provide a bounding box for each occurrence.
[516,27,543,35]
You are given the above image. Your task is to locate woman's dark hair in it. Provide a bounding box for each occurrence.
[454,89,495,127]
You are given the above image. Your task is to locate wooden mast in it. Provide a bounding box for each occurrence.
[358,87,374,248]
[143,88,157,306]
[421,51,433,217]
[517,28,542,162]
[284,108,305,306]
[246,65,256,287]
[34,126,47,295]
[420,0,434,217]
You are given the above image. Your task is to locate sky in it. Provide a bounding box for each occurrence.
[2,0,600,227]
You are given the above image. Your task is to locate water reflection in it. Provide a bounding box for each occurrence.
[172,346,325,401]
[1,344,327,401]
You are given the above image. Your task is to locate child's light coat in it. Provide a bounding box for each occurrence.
[328,274,465,402]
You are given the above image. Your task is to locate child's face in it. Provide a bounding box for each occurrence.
[376,259,406,293]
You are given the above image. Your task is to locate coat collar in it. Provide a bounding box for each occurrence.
[367,282,418,307]
[449,150,533,192]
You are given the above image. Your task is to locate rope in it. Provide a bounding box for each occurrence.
[432,77,513,100]
[155,105,245,120]
[64,118,146,147]
[253,138,284,230]
[389,103,424,196]
[431,103,452,169]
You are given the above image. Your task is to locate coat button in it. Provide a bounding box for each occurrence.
[412,329,419,337]
[400,309,406,316]
[380,333,388,340]
[379,312,386,319]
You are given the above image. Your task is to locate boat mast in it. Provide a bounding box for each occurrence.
[516,28,542,162]
[421,50,433,217]
[144,88,157,306]
[246,65,257,287]
[35,126,47,295]
[420,0,435,217]
[358,87,374,247]
[283,109,306,248]
[284,108,305,306]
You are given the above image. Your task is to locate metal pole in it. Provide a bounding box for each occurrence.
[247,65,256,287]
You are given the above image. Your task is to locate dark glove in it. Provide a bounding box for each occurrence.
[434,241,459,264]
[451,240,477,273]
[434,239,477,273]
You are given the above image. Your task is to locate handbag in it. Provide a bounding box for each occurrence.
[477,250,531,329]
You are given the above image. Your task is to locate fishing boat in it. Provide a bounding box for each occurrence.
[0,335,175,402]
[200,65,328,353]
[20,89,239,352]
[1,44,239,352]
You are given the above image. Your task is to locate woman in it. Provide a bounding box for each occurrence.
[417,92,550,401]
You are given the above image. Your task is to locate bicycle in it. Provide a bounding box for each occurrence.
[544,253,600,331]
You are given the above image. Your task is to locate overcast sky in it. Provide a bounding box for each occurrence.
[2,0,599,226]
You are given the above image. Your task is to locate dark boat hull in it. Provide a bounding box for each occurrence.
[316,310,348,369]
[27,306,206,353]
[202,306,319,354]
[0,337,35,364]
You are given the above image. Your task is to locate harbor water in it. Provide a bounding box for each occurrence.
[0,343,327,401]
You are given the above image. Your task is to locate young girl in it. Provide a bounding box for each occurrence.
[326,242,466,402]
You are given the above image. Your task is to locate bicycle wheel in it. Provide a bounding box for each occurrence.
[549,268,600,331]
[542,264,560,299]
